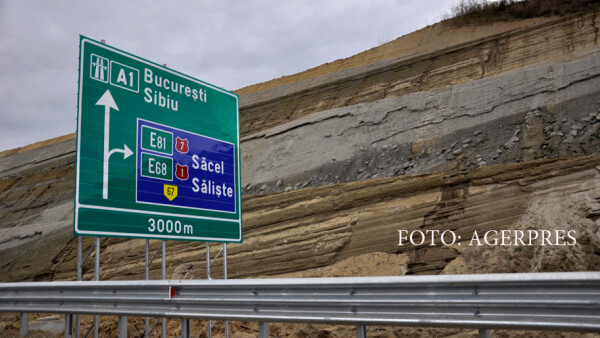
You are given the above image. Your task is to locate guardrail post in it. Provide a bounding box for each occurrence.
[19,312,28,336]
[258,322,269,338]
[181,318,191,338]
[479,328,491,338]
[64,313,73,338]
[356,325,367,338]
[118,316,127,337]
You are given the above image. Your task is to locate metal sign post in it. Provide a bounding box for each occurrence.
[67,236,100,338]
[145,239,167,337]
[206,242,228,338]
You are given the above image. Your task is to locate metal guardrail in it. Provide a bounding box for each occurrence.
[1,272,599,337]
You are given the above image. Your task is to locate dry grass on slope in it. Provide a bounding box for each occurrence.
[446,0,600,25]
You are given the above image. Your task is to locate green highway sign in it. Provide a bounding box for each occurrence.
[75,36,242,242]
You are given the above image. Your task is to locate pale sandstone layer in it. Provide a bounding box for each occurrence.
[235,17,555,96]
[238,12,600,137]
[2,155,599,282]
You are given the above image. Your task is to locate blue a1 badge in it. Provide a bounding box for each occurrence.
[136,119,236,213]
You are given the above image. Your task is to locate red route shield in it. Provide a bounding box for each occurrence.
[176,137,189,154]
[175,164,189,180]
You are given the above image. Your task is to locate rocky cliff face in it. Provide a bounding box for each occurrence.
[1,7,599,282]
[1,9,600,337]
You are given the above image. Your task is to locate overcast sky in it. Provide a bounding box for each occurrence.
[0,1,455,152]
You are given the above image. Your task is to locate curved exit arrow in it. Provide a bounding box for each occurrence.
[108,144,133,160]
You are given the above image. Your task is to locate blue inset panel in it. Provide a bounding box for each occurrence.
[136,119,236,213]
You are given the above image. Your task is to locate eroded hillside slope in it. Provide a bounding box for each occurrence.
[29,156,600,282]
[1,7,600,337]
[238,12,600,137]
[1,9,599,282]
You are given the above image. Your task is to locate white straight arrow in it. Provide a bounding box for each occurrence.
[96,89,132,200]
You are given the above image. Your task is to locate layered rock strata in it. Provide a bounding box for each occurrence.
[0,8,598,290]
[1,154,599,282]
[243,52,600,193]
[239,12,600,136]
